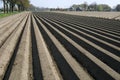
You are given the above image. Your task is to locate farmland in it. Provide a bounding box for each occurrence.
[54,11,120,20]
[0,12,120,80]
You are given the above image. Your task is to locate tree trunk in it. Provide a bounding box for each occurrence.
[18,5,20,12]
[9,2,12,12]
[3,0,6,13]
[6,3,8,13]
[12,5,14,12]
[10,3,14,13]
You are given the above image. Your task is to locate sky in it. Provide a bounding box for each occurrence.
[0,0,120,8]
[30,0,120,8]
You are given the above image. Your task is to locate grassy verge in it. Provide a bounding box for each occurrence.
[0,12,19,18]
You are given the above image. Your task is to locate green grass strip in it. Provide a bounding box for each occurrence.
[0,12,19,18]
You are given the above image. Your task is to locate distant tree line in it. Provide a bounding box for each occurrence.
[116,4,120,11]
[50,8,68,11]
[69,2,120,11]
[0,0,30,13]
[28,4,50,11]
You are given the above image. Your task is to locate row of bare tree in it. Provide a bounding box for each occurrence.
[1,0,30,13]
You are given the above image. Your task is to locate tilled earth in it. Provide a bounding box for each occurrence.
[0,12,120,80]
